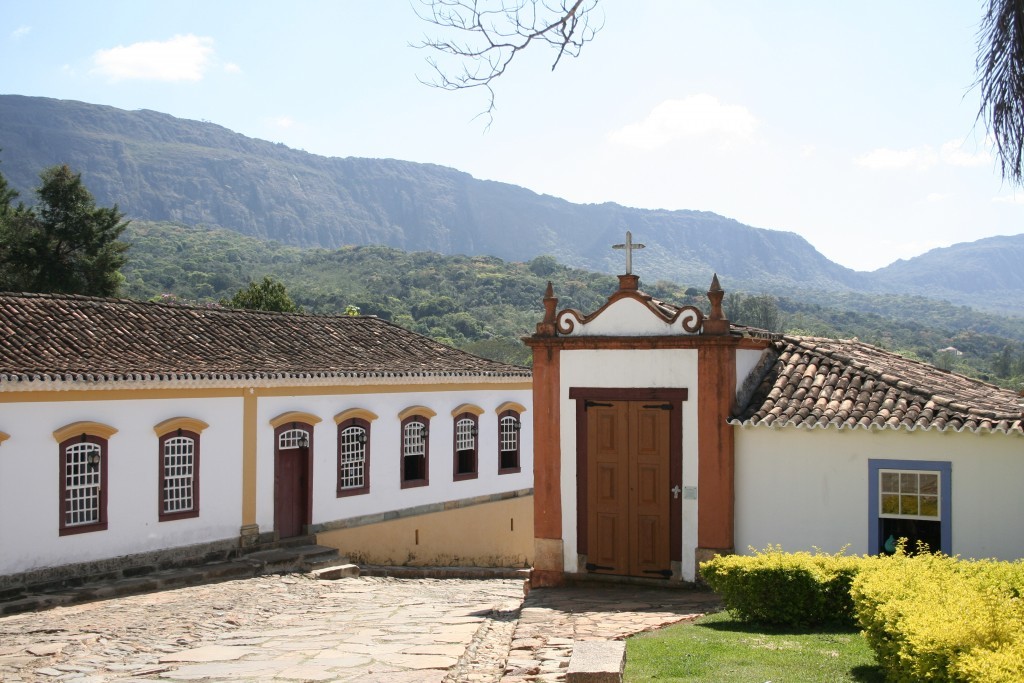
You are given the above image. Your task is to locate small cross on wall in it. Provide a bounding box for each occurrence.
[612,231,645,275]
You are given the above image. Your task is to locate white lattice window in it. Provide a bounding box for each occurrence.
[879,470,941,520]
[455,418,476,452]
[339,426,367,490]
[499,413,520,472]
[402,419,428,485]
[64,442,101,527]
[163,436,195,514]
[404,421,426,457]
[279,428,309,450]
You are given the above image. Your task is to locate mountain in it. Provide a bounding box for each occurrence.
[0,94,867,294]
[2,94,1021,315]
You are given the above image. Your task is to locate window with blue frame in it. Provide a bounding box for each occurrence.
[869,459,951,555]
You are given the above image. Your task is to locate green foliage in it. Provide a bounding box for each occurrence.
[851,551,1024,683]
[224,276,301,313]
[119,221,1024,379]
[0,163,128,296]
[700,546,863,628]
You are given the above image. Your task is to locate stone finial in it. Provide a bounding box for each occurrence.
[703,273,730,335]
[536,281,559,336]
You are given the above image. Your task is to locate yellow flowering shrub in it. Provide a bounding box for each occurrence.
[700,545,864,627]
[851,550,1024,682]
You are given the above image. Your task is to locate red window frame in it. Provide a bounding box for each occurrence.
[158,429,201,521]
[59,434,109,536]
[337,417,371,497]
[452,412,479,481]
[400,415,430,489]
[498,409,522,474]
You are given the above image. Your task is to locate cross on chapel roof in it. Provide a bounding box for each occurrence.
[612,231,645,275]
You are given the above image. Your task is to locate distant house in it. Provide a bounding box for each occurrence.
[526,272,1024,586]
[0,293,532,588]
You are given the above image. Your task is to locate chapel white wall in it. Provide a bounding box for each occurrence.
[734,426,1024,560]
[558,348,700,580]
[0,397,243,575]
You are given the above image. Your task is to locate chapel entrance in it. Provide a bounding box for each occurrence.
[274,425,312,538]
[584,400,672,578]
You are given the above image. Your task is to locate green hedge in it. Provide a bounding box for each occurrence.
[851,551,1024,683]
[700,546,863,628]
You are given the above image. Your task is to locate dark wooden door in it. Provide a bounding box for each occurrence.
[586,401,671,577]
[275,447,309,538]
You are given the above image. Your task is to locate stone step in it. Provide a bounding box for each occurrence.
[566,640,626,683]
[309,564,361,580]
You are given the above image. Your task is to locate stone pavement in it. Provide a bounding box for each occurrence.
[0,574,721,682]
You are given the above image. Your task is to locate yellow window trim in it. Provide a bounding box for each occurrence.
[153,416,211,437]
[53,421,118,443]
[451,403,485,417]
[334,408,379,424]
[398,405,438,421]
[496,401,527,415]
[269,411,323,429]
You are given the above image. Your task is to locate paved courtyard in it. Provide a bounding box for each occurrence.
[0,574,720,682]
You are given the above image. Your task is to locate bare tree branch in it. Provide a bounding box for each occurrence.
[414,0,602,123]
[977,0,1024,185]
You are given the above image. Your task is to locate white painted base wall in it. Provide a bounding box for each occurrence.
[735,426,1024,561]
[0,397,243,576]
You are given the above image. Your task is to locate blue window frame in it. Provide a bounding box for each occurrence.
[868,459,951,555]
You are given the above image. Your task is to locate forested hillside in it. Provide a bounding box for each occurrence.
[122,222,1024,387]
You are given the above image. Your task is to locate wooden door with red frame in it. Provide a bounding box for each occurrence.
[586,401,671,577]
[274,424,313,538]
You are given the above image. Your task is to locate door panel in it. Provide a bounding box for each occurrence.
[586,401,671,577]
[275,448,308,538]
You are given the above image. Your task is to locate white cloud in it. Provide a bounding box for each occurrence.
[992,193,1024,205]
[926,192,948,203]
[856,140,992,171]
[223,62,241,74]
[271,116,295,129]
[607,94,758,150]
[939,139,991,167]
[91,34,214,82]
[11,25,30,40]
[855,145,939,170]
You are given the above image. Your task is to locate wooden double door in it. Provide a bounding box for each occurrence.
[585,400,673,578]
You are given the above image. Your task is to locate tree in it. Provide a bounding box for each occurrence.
[224,276,302,313]
[415,0,600,120]
[0,164,129,296]
[418,0,1024,185]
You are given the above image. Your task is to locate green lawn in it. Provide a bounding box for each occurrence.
[625,611,885,682]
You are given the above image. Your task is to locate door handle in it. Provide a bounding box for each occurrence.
[671,485,681,499]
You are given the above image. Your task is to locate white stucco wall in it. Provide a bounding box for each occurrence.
[256,387,533,530]
[0,396,243,575]
[735,426,1024,560]
[559,348,700,580]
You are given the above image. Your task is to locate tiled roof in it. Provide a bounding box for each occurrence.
[0,292,530,386]
[733,335,1024,435]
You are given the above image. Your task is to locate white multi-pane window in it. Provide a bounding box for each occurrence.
[64,442,101,527]
[339,425,367,490]
[454,416,477,478]
[879,470,941,519]
[162,436,195,514]
[402,419,428,485]
[499,413,520,472]
[279,428,309,450]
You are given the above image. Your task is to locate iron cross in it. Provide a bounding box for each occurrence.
[612,231,645,275]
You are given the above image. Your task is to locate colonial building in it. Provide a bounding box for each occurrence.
[0,293,533,588]
[526,264,1024,586]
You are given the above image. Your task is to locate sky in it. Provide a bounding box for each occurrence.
[2,1,1020,272]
